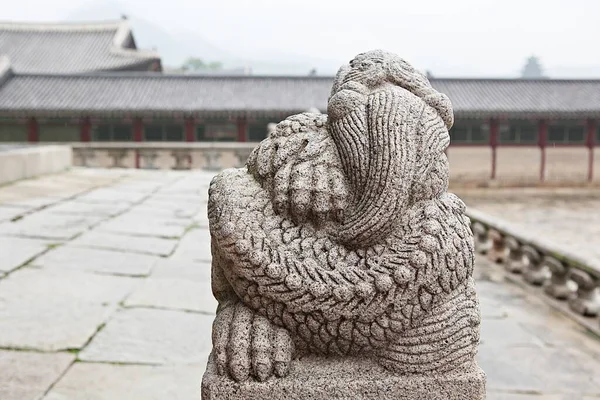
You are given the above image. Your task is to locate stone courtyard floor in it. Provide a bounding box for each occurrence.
[0,169,599,400]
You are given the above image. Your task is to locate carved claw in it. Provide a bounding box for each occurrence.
[212,303,294,382]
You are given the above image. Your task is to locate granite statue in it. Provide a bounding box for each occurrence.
[203,50,485,399]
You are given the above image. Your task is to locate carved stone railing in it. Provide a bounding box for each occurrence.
[70,142,258,171]
[467,208,600,334]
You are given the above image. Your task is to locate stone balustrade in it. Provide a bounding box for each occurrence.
[70,142,257,171]
[468,208,600,334]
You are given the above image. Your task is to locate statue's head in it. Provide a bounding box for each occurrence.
[331,50,453,130]
[328,50,453,248]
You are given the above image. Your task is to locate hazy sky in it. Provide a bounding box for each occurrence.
[3,0,599,76]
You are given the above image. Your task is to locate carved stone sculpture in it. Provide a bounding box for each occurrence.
[203,50,486,399]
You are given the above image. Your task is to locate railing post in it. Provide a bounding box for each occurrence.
[569,269,600,317]
[139,149,159,169]
[487,229,506,263]
[203,150,222,171]
[504,237,526,273]
[107,149,128,168]
[522,246,546,286]
[76,148,96,167]
[472,222,490,255]
[172,149,192,170]
[234,148,253,168]
[543,257,573,300]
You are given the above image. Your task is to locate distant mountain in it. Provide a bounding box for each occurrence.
[63,1,339,75]
[64,1,231,67]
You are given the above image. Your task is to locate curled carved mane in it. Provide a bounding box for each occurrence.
[246,113,349,226]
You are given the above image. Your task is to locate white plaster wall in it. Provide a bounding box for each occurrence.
[0,145,72,185]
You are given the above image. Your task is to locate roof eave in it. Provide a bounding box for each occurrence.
[454,111,600,119]
[0,109,319,119]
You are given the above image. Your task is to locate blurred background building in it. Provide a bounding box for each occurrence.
[0,18,599,182]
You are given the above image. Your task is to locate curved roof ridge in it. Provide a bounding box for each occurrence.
[0,20,123,32]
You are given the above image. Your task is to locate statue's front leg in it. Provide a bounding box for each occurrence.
[211,247,295,382]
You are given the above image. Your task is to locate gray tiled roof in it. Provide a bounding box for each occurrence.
[432,79,600,118]
[0,21,161,73]
[1,72,600,118]
[0,73,333,118]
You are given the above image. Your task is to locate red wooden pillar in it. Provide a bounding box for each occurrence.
[133,117,143,168]
[538,119,548,182]
[586,119,596,182]
[133,117,143,142]
[80,117,92,142]
[237,117,248,142]
[489,118,498,180]
[27,118,39,143]
[185,117,195,142]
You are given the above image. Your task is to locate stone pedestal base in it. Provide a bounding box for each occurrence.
[201,354,486,400]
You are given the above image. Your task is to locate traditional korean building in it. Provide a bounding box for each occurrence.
[0,19,161,74]
[0,20,598,166]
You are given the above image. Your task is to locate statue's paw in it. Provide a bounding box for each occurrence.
[212,303,294,382]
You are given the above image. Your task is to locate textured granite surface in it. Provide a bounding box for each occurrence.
[205,50,485,398]
[202,355,486,400]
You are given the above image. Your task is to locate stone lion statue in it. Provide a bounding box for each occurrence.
[207,50,480,383]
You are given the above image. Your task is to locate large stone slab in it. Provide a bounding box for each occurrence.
[97,214,188,238]
[149,192,205,205]
[0,268,137,350]
[32,246,159,277]
[478,345,600,395]
[0,171,99,209]
[150,258,212,282]
[44,199,131,217]
[144,201,203,219]
[0,236,51,272]
[170,228,211,262]
[0,212,105,240]
[202,356,486,400]
[75,188,150,204]
[128,202,199,219]
[71,231,178,256]
[0,193,63,209]
[45,363,204,400]
[0,205,29,222]
[479,318,545,348]
[79,308,213,364]
[124,277,217,314]
[0,350,74,400]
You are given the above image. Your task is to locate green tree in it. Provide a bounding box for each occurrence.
[181,57,223,72]
[521,56,545,79]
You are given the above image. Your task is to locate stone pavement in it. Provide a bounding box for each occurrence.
[0,169,599,400]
